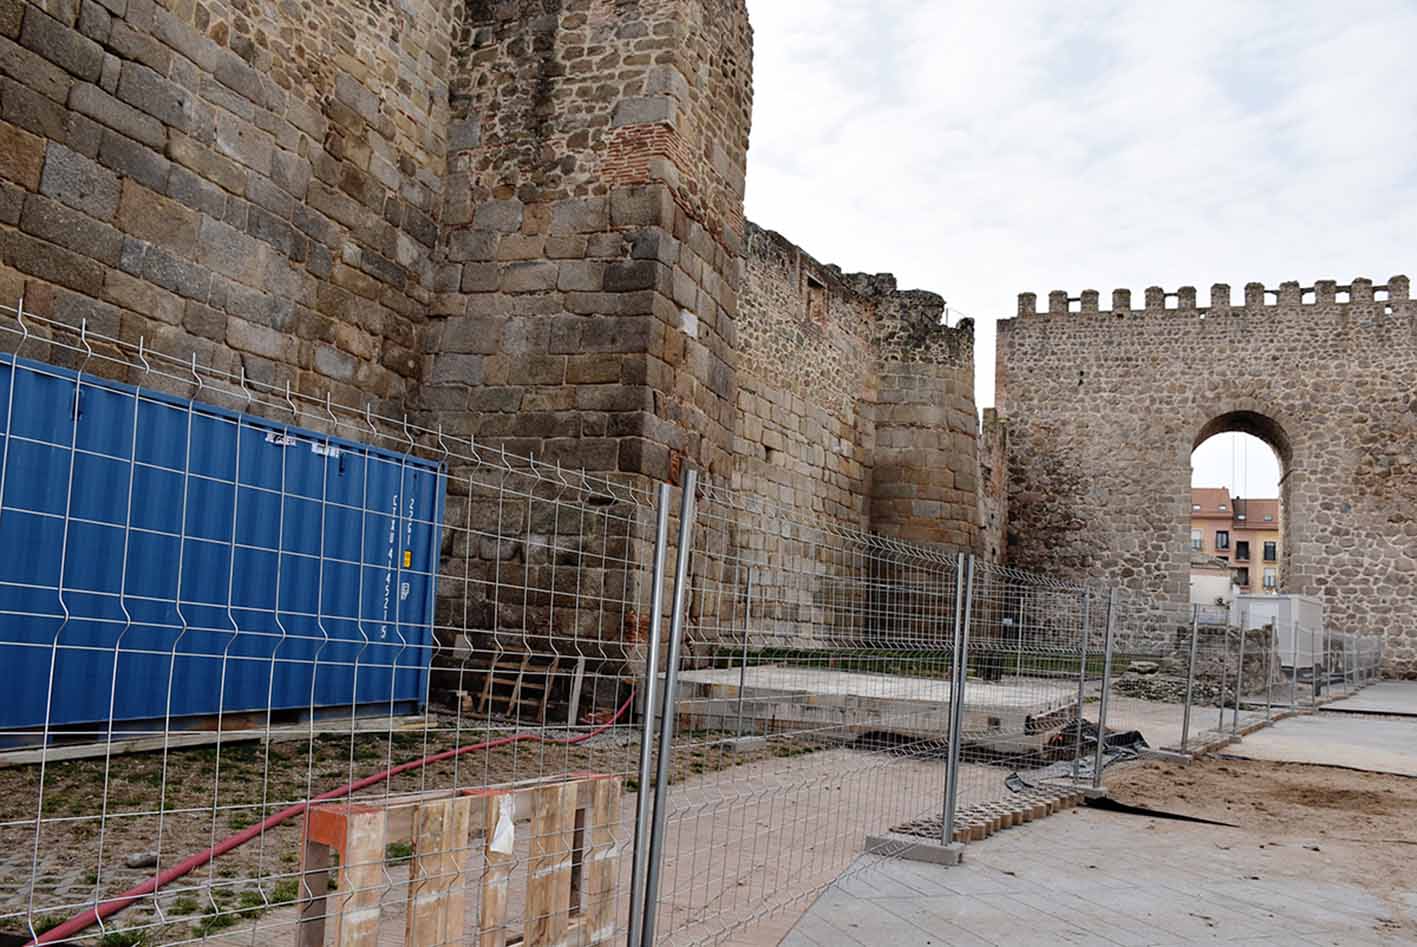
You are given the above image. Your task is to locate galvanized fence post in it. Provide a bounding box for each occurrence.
[1289,618,1298,710]
[733,568,755,738]
[1310,626,1319,708]
[639,468,698,947]
[1264,615,1273,723]
[1232,617,1246,737]
[1091,588,1118,789]
[1216,622,1228,734]
[940,552,972,848]
[628,482,673,947]
[1072,589,1092,785]
[1180,603,1199,751]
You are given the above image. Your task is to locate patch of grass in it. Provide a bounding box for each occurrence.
[236,890,268,917]
[191,906,238,938]
[271,878,301,904]
[98,931,146,947]
[385,841,414,864]
[29,915,67,934]
[171,896,201,916]
[226,809,259,831]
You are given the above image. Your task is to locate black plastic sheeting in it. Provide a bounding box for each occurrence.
[1008,719,1151,788]
[1006,722,1242,827]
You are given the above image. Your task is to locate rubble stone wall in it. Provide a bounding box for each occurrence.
[734,224,985,548]
[997,280,1417,676]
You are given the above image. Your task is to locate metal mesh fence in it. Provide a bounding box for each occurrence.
[636,475,967,946]
[0,302,1392,947]
[946,562,1103,811]
[0,304,658,946]
[1099,597,1388,757]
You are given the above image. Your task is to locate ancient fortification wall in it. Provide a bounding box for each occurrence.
[734,224,984,550]
[735,225,877,525]
[0,0,997,680]
[997,279,1417,674]
[0,0,454,403]
[429,0,753,481]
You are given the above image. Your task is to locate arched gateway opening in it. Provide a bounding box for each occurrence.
[1189,412,1291,611]
[997,280,1417,675]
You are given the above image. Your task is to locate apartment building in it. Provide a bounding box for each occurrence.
[1190,487,1281,596]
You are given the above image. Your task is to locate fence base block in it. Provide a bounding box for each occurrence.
[863,834,965,866]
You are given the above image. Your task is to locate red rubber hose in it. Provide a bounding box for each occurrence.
[29,691,637,946]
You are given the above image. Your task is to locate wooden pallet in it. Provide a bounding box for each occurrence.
[297,773,621,947]
[462,655,589,726]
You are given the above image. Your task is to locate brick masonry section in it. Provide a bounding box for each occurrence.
[997,280,1417,675]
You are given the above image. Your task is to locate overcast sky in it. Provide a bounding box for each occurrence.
[742,0,1417,498]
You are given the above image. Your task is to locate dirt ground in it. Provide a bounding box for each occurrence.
[0,718,821,943]
[1106,756,1417,932]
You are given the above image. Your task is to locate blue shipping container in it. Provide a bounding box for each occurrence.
[0,353,445,733]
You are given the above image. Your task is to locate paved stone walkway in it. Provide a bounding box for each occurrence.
[781,807,1416,946]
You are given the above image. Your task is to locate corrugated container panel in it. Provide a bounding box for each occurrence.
[0,354,445,732]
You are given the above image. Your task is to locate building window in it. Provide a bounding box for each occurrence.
[1192,504,1201,512]
[1236,514,1246,521]
[1263,541,1277,562]
[1263,568,1277,589]
[1263,515,1274,522]
[1235,541,1249,561]
[1218,505,1227,511]
[1190,529,1203,551]
[1215,530,1230,550]
[1235,567,1250,587]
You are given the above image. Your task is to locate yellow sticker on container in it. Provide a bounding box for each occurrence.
[403,550,413,568]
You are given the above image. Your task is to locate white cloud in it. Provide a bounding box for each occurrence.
[743,0,1417,408]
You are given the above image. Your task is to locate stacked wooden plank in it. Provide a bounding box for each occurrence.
[297,773,620,947]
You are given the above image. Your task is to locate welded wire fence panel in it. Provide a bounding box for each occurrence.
[644,479,963,946]
[950,562,1097,808]
[0,306,657,946]
[1101,598,1277,753]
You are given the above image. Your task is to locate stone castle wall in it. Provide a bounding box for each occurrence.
[734,223,984,548]
[997,279,1417,675]
[734,224,876,525]
[978,408,1007,564]
[869,283,979,548]
[725,224,985,650]
[0,0,455,404]
[427,0,752,482]
[0,0,1001,682]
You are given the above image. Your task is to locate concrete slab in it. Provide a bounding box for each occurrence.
[1224,712,1417,777]
[1324,681,1417,716]
[672,666,1076,750]
[782,808,1417,946]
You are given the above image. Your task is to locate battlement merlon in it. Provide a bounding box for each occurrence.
[1016,276,1412,316]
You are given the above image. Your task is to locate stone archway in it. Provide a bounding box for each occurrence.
[995,278,1417,675]
[1192,409,1292,595]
